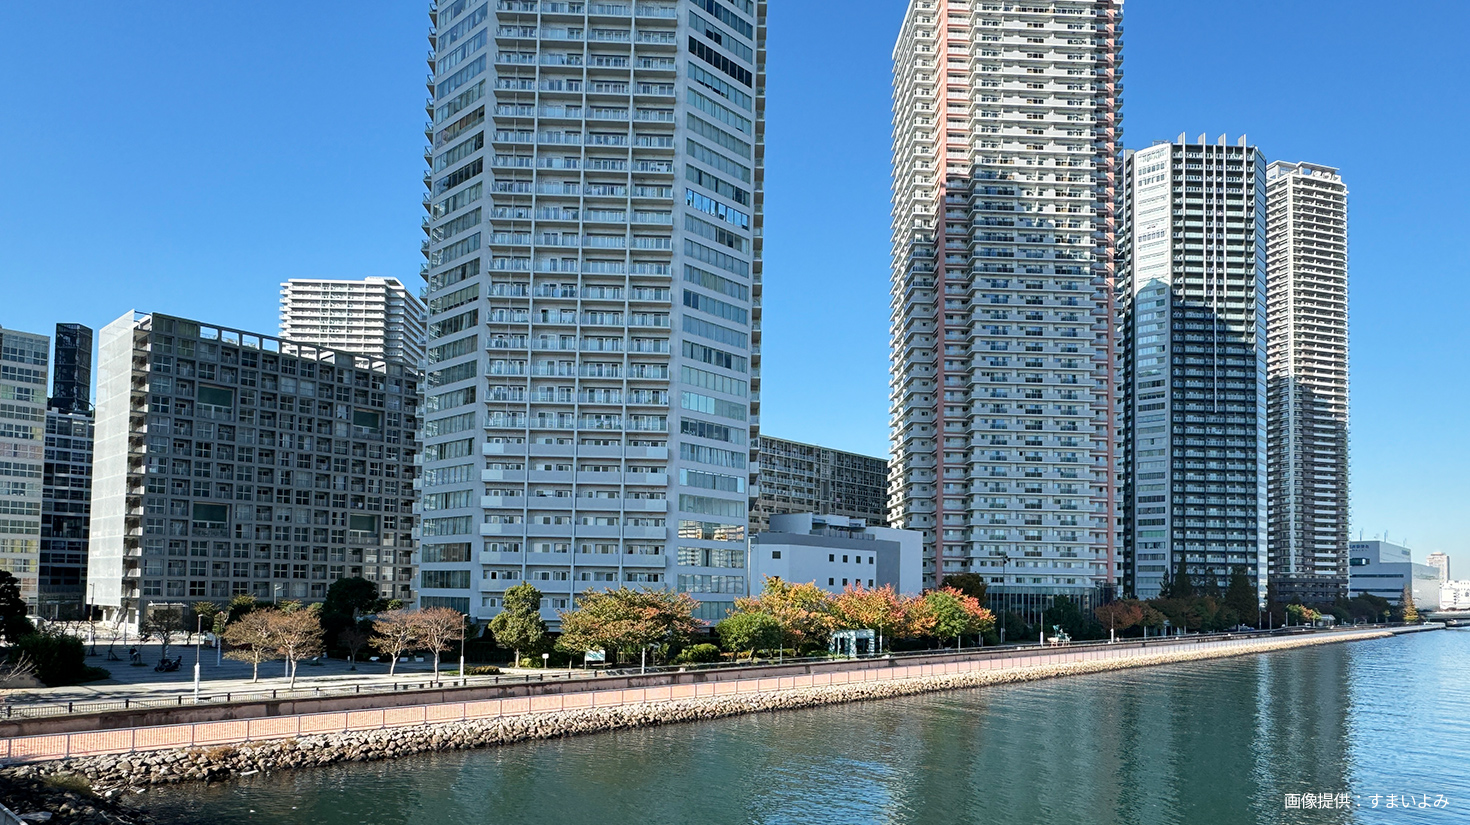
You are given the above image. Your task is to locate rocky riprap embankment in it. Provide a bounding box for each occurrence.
[6,632,1382,795]
[0,770,163,825]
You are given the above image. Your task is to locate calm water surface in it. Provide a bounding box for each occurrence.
[143,630,1469,824]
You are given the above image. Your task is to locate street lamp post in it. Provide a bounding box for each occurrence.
[458,623,468,685]
[193,614,203,703]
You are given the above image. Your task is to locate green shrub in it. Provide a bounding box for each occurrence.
[16,633,88,686]
[80,665,111,683]
[446,665,501,676]
[673,643,721,664]
[519,657,539,668]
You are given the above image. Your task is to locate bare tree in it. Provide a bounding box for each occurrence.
[371,610,418,676]
[222,611,279,682]
[339,626,370,671]
[270,607,324,688]
[407,607,466,680]
[141,605,185,663]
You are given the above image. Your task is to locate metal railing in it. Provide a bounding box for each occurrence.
[0,624,1389,722]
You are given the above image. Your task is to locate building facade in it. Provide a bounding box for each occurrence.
[0,327,50,607]
[38,324,95,618]
[1440,580,1470,611]
[887,0,1122,606]
[280,277,428,365]
[88,312,420,623]
[1347,540,1439,611]
[1264,161,1348,606]
[1426,551,1450,583]
[49,323,93,417]
[417,0,765,623]
[1117,136,1268,603]
[750,436,888,532]
[750,513,923,597]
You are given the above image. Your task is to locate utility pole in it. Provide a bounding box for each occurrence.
[192,614,203,703]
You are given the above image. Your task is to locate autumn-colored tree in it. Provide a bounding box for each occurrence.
[1139,604,1168,632]
[831,584,906,652]
[408,606,466,678]
[734,577,837,654]
[1401,586,1420,623]
[270,604,324,687]
[922,587,995,646]
[222,611,280,682]
[1094,600,1144,635]
[371,609,418,675]
[555,587,701,665]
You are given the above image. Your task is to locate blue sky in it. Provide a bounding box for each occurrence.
[1,2,1466,573]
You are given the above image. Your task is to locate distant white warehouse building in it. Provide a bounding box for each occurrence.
[1347,541,1440,610]
[1440,581,1470,611]
[749,513,922,596]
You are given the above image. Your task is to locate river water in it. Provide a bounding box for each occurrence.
[141,630,1467,825]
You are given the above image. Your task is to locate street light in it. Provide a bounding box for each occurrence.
[193,614,203,703]
[542,652,550,673]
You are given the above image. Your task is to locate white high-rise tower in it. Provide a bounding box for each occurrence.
[1266,161,1348,605]
[888,0,1122,617]
[280,277,428,365]
[418,0,764,623]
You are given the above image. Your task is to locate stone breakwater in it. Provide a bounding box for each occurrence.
[3,632,1388,793]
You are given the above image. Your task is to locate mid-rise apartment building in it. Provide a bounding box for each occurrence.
[417,0,765,623]
[0,327,50,607]
[89,312,420,623]
[280,277,428,365]
[749,436,888,532]
[39,324,95,618]
[1117,136,1268,602]
[888,0,1122,616]
[1265,161,1349,606]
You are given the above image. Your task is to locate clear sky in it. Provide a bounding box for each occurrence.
[1,2,1465,573]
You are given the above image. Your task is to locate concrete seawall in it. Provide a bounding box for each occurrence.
[0,627,1409,788]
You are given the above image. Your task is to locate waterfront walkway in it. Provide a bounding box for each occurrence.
[0,625,1430,764]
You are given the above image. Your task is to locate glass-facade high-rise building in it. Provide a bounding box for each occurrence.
[1117,136,1267,602]
[749,435,888,533]
[40,324,95,618]
[0,327,50,608]
[888,0,1122,616]
[418,0,765,623]
[1265,161,1349,606]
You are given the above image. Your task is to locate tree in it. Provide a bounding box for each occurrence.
[191,602,221,643]
[323,577,384,618]
[222,611,279,682]
[339,625,370,670]
[1222,567,1259,625]
[715,611,783,659]
[226,594,258,623]
[555,587,701,665]
[899,591,938,640]
[489,583,547,664]
[1163,558,1195,599]
[270,605,324,687]
[141,606,185,662]
[1094,599,1144,636]
[1139,604,1168,632]
[407,607,466,679]
[831,584,905,652]
[734,577,837,654]
[371,609,418,675]
[0,570,34,643]
[941,573,988,604]
[1400,586,1419,623]
[923,588,994,646]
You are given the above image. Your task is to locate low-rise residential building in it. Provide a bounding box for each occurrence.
[1347,541,1440,610]
[749,513,922,597]
[88,312,421,624]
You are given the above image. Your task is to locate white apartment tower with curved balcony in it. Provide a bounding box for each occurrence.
[888,0,1122,613]
[280,277,428,365]
[1265,161,1348,605]
[418,0,764,623]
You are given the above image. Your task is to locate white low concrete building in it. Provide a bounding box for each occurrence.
[1347,541,1440,610]
[1440,581,1470,611]
[749,513,922,596]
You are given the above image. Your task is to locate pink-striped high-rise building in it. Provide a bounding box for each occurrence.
[888,0,1121,616]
